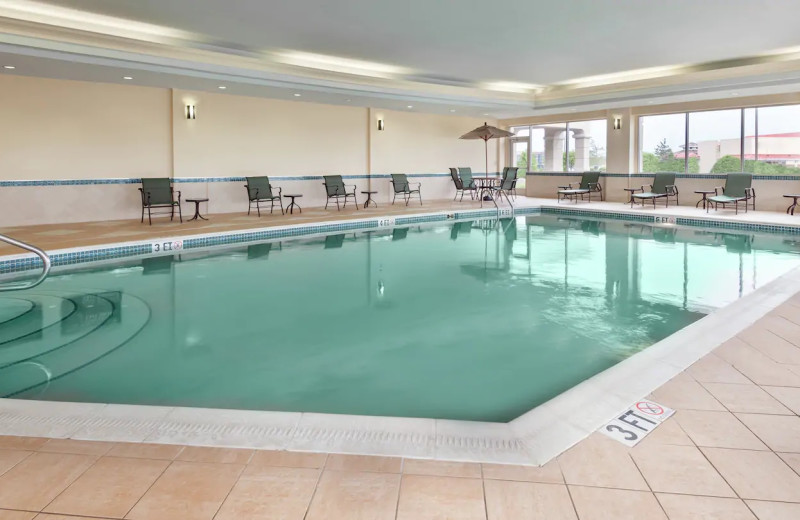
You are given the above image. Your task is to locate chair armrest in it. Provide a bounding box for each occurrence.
[666,185,678,195]
[714,186,724,195]
[640,185,649,191]
[410,182,421,188]
[588,182,601,190]
[276,186,282,196]
[745,187,755,198]
[175,190,181,204]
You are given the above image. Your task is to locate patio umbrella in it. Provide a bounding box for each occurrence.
[459,122,514,178]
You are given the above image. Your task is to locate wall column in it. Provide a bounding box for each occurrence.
[543,130,565,170]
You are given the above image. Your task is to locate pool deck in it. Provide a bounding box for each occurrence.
[0,197,800,518]
[2,196,800,256]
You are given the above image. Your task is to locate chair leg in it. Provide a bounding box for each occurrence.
[279,198,285,215]
[177,203,182,223]
[148,207,152,225]
[418,192,422,206]
[141,206,145,223]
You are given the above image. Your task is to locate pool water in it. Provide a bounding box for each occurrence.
[1,215,798,422]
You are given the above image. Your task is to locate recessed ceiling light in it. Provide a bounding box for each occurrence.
[122,76,133,80]
[293,93,301,97]
[345,99,351,102]
[218,85,226,90]
[407,105,413,109]
[449,109,456,113]
[731,92,739,96]
[3,65,15,70]
[483,113,489,116]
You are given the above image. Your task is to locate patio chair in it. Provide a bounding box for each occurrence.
[323,175,359,210]
[139,178,181,225]
[487,167,518,207]
[707,173,755,214]
[245,176,283,216]
[449,168,476,201]
[557,172,602,203]
[390,174,422,206]
[630,172,678,208]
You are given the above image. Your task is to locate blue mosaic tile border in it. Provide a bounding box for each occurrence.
[0,205,527,275]
[0,172,465,187]
[540,207,800,234]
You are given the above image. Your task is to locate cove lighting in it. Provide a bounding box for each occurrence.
[3,65,15,69]
[274,51,411,79]
[483,81,542,94]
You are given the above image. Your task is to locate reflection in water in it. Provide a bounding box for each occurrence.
[4,215,799,422]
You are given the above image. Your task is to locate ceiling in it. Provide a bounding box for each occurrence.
[3,0,800,117]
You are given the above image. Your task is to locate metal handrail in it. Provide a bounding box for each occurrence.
[0,234,51,292]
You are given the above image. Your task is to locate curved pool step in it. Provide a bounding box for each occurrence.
[0,292,150,397]
[0,292,113,369]
[0,298,35,326]
[0,295,77,345]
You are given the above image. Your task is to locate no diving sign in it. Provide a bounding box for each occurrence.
[600,400,674,446]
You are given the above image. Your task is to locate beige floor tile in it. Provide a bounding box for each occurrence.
[248,450,327,469]
[702,448,800,502]
[761,315,800,346]
[631,417,694,450]
[0,437,47,451]
[738,325,800,365]
[778,452,800,474]
[745,500,800,520]
[305,470,400,520]
[674,410,768,450]
[0,452,96,511]
[44,456,168,518]
[174,446,253,464]
[763,385,800,415]
[35,516,116,520]
[396,475,485,520]
[0,510,36,520]
[702,382,792,414]
[714,339,800,387]
[402,459,482,479]
[735,414,800,452]
[214,466,319,520]
[648,376,726,411]
[687,354,751,384]
[125,461,243,520]
[106,442,183,460]
[569,486,667,520]
[37,439,114,456]
[558,434,648,490]
[0,451,31,478]
[655,494,756,520]
[484,480,576,520]
[482,460,563,483]
[770,301,800,326]
[324,454,402,473]
[631,444,734,497]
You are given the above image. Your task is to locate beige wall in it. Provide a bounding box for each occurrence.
[0,75,498,225]
[0,75,172,180]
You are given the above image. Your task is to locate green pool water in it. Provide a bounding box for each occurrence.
[1,215,799,422]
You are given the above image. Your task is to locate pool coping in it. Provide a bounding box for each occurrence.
[2,202,800,465]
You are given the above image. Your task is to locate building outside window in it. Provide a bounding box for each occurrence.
[639,104,800,174]
[510,120,606,173]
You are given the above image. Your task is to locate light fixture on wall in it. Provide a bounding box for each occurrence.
[377,118,385,131]
[185,104,197,120]
[613,116,622,131]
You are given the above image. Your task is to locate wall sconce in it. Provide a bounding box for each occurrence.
[377,118,385,131]
[613,116,622,131]
[185,105,196,120]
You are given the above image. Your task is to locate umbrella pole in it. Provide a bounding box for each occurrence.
[484,138,488,179]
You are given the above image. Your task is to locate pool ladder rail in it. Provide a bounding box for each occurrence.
[0,234,51,292]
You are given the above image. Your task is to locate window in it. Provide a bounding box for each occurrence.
[639,113,687,173]
[750,105,800,174]
[639,103,800,174]
[688,109,742,173]
[510,120,606,173]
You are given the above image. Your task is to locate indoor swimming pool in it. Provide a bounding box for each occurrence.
[1,214,799,422]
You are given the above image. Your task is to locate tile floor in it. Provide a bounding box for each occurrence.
[1,197,800,518]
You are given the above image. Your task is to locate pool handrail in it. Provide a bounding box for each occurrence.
[0,234,51,292]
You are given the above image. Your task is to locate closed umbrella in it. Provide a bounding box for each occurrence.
[459,122,514,178]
